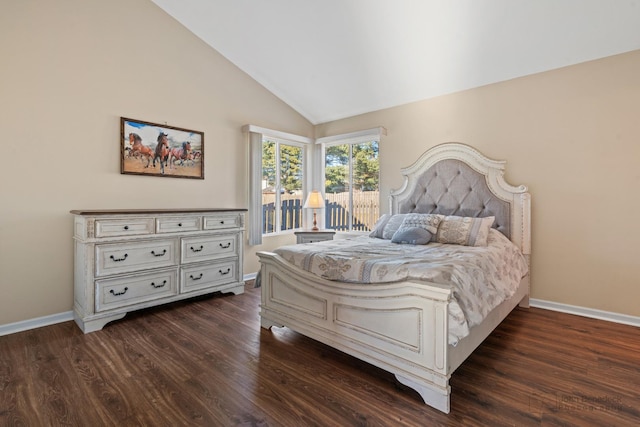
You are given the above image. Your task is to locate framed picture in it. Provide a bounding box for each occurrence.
[121,117,204,179]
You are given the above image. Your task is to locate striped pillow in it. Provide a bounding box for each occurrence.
[436,216,495,247]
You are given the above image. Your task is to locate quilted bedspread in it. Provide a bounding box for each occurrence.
[274,229,529,345]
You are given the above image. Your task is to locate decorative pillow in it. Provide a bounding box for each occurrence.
[390,213,442,245]
[369,214,391,238]
[436,216,495,247]
[380,214,408,240]
[391,227,433,245]
[398,213,442,235]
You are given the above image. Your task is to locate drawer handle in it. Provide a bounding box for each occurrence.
[219,242,231,249]
[190,245,204,253]
[124,225,129,230]
[151,280,167,288]
[110,287,128,296]
[151,249,167,257]
[219,268,231,275]
[220,220,225,224]
[190,273,203,281]
[178,223,182,227]
[110,254,128,262]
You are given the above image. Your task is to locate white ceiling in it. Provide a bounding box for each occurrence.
[151,0,640,125]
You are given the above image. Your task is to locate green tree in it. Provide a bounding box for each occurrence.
[280,144,303,192]
[325,165,348,192]
[262,140,276,187]
[262,140,303,193]
[353,141,379,191]
[324,142,379,192]
[325,144,349,192]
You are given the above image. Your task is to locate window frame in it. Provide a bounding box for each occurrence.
[261,135,307,236]
[317,128,385,234]
[245,125,384,245]
[245,125,313,245]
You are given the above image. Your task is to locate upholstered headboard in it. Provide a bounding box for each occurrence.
[390,143,531,254]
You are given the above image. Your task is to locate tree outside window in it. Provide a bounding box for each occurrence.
[261,138,304,234]
[324,141,379,231]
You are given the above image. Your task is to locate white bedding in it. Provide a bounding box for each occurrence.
[274,229,529,345]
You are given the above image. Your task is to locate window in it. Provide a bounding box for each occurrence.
[318,128,384,232]
[246,125,384,244]
[261,137,305,234]
[245,125,312,245]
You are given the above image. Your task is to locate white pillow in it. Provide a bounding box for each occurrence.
[397,213,442,235]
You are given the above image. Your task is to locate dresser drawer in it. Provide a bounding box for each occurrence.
[94,218,154,238]
[180,259,238,293]
[95,239,178,277]
[156,216,201,233]
[181,234,238,263]
[294,230,335,244]
[96,269,178,312]
[203,213,241,230]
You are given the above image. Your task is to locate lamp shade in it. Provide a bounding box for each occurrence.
[303,190,325,209]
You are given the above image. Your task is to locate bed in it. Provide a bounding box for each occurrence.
[257,142,531,413]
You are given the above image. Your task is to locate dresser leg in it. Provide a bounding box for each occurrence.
[227,283,245,295]
[75,312,126,333]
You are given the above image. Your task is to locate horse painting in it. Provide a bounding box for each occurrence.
[168,142,192,169]
[128,133,153,167]
[121,117,204,179]
[153,133,170,174]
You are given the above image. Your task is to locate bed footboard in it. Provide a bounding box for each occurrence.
[257,251,453,413]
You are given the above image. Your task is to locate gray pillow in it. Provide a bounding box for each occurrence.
[391,227,433,245]
[369,214,391,238]
[381,214,408,239]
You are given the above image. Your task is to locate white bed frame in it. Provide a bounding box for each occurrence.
[257,143,531,413]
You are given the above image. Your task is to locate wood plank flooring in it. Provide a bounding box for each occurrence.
[1,282,639,426]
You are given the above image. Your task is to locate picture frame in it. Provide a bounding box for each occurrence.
[121,117,204,179]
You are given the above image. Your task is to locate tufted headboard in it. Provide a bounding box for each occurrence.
[390,143,531,255]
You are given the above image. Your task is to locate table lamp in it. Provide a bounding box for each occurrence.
[303,190,325,231]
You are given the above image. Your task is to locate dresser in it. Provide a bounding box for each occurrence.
[71,208,246,333]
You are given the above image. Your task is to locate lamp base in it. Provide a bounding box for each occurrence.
[312,211,318,231]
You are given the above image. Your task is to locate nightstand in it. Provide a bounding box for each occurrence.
[294,230,336,244]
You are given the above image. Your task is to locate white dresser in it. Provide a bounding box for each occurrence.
[71,208,246,333]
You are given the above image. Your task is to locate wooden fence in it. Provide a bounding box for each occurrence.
[262,191,379,233]
[324,191,379,231]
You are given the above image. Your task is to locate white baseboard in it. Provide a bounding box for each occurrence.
[4,290,635,338]
[243,272,257,281]
[0,273,260,337]
[530,299,640,328]
[0,311,74,337]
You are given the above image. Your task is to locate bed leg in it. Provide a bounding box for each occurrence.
[260,317,284,330]
[395,375,450,414]
[519,294,530,308]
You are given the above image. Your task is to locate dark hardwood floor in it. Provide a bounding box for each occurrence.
[1,282,639,426]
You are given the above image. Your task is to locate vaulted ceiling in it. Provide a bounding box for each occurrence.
[151,0,640,125]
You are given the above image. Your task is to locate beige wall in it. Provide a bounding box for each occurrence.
[316,50,640,317]
[0,0,310,325]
